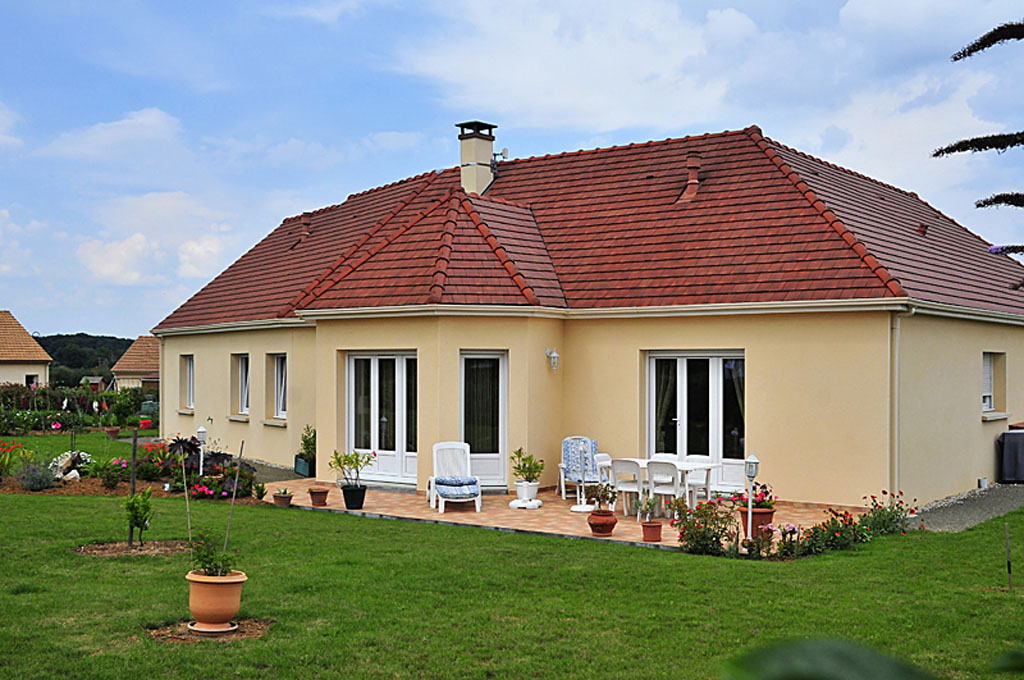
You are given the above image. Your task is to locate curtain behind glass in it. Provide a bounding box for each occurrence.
[405,358,417,453]
[464,358,499,454]
[353,358,371,449]
[378,358,395,451]
[654,359,677,454]
[722,359,745,459]
[239,356,249,414]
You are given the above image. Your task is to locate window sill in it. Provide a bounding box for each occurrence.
[982,411,1011,422]
[177,409,194,416]
[227,415,250,423]
[261,419,287,428]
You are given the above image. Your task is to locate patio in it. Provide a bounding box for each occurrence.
[263,479,864,548]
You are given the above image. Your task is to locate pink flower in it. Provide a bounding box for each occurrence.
[51,422,61,430]
[222,491,228,496]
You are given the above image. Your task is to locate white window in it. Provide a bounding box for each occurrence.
[274,354,287,418]
[238,355,250,415]
[348,354,417,483]
[183,355,195,409]
[983,352,995,411]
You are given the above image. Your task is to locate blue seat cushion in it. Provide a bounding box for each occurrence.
[436,483,480,499]
[435,476,477,486]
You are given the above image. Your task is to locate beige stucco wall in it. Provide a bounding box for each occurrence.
[312,315,564,490]
[159,327,316,466]
[563,312,893,506]
[0,361,49,386]
[898,313,1024,504]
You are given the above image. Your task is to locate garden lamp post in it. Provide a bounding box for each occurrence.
[196,426,207,476]
[744,453,759,540]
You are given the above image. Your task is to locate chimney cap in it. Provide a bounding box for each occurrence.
[456,120,497,139]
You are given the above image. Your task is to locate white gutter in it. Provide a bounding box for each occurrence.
[152,317,315,337]
[295,297,911,322]
[890,304,917,495]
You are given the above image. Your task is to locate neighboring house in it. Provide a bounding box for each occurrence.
[0,310,51,387]
[111,335,160,392]
[81,376,105,392]
[153,122,1024,506]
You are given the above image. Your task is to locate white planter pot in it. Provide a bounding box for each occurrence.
[515,481,539,501]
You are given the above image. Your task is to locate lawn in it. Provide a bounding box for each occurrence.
[6,431,134,461]
[0,494,1021,679]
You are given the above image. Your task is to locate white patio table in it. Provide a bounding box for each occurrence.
[598,457,721,510]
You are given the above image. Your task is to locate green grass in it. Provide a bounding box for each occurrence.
[0,495,1021,679]
[4,432,133,461]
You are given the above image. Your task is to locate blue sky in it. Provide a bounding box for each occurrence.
[2,0,1023,337]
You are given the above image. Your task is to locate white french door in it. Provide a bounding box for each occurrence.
[348,354,417,484]
[460,352,507,487]
[647,353,746,490]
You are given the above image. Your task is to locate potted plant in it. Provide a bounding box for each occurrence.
[584,483,618,536]
[307,485,330,506]
[329,449,375,510]
[509,447,544,509]
[295,425,316,477]
[733,481,776,540]
[272,487,293,508]
[639,493,662,542]
[185,533,247,635]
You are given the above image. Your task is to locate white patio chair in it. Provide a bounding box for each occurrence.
[559,436,601,509]
[650,453,679,485]
[685,468,710,509]
[648,460,683,514]
[610,459,643,519]
[427,441,481,514]
[595,453,612,483]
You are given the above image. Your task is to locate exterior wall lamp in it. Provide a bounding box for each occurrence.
[545,348,560,372]
[196,425,207,476]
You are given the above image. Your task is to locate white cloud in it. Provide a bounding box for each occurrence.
[0,209,39,276]
[0,101,21,147]
[40,108,182,159]
[76,233,160,285]
[396,0,723,132]
[362,131,424,152]
[178,235,224,278]
[261,1,369,24]
[78,191,234,284]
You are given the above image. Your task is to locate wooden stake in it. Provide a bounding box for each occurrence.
[130,428,138,497]
[1006,522,1013,591]
[224,441,244,554]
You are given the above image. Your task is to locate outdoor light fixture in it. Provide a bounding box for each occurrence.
[196,425,207,476]
[744,453,759,540]
[545,347,560,372]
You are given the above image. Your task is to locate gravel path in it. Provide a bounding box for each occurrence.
[917,484,1024,532]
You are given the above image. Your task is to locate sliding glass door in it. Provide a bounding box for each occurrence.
[648,353,746,489]
[348,354,417,484]
[460,353,506,487]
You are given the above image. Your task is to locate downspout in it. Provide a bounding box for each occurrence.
[890,304,916,494]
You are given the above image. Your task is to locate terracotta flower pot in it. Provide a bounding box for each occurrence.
[272,493,293,508]
[186,570,247,635]
[587,508,618,536]
[308,487,329,506]
[641,520,663,543]
[738,507,776,540]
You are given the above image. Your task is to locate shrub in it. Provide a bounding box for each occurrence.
[801,508,870,556]
[135,460,163,481]
[190,533,235,576]
[124,488,153,546]
[776,523,800,559]
[254,482,267,500]
[861,490,917,535]
[19,454,55,491]
[669,496,737,556]
[297,425,316,464]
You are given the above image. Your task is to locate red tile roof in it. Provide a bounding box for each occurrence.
[112,335,159,375]
[154,126,1024,331]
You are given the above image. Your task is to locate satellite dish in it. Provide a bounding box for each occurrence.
[501,147,509,159]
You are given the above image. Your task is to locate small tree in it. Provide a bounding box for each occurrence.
[124,488,153,547]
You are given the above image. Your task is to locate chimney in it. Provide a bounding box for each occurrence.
[457,121,497,194]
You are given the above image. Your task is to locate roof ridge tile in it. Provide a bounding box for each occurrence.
[744,127,907,297]
[428,195,461,303]
[461,196,541,306]
[280,172,443,315]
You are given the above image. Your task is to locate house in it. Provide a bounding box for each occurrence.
[153,122,1024,506]
[0,310,51,387]
[111,335,160,393]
